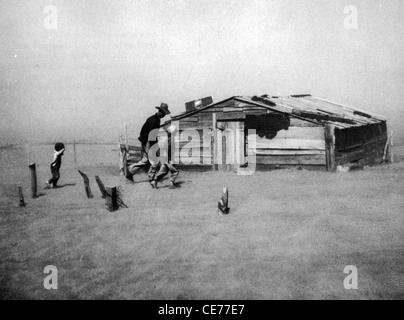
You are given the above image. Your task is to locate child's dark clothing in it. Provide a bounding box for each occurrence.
[48,163,61,187]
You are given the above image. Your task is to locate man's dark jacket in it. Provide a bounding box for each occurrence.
[138,113,161,146]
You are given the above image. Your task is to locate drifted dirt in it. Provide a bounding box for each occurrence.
[0,143,403,299]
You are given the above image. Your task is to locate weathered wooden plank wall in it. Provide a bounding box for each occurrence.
[324,124,336,171]
[334,122,388,166]
[215,121,245,171]
[335,122,387,151]
[252,154,326,165]
[177,100,328,167]
[174,124,213,166]
[246,114,326,167]
[254,139,325,150]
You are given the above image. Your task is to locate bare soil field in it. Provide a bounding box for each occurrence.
[0,143,403,299]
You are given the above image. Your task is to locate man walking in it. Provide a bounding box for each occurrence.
[126,103,171,184]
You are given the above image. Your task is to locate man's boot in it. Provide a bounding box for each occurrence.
[169,171,179,189]
[125,167,134,182]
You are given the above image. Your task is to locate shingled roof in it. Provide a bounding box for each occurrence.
[169,94,386,129]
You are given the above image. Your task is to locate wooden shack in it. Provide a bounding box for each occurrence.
[120,94,391,173]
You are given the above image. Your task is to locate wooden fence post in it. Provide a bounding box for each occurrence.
[78,170,93,198]
[119,134,124,175]
[18,187,26,207]
[122,148,128,177]
[222,135,227,171]
[124,123,128,147]
[325,125,336,172]
[218,187,230,215]
[106,186,118,212]
[389,130,394,163]
[95,175,107,198]
[212,113,217,171]
[234,121,240,173]
[29,163,37,198]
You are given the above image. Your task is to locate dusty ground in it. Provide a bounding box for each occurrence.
[0,143,403,300]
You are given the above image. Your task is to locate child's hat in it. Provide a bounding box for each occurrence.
[54,142,65,152]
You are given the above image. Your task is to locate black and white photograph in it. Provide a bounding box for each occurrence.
[0,0,403,304]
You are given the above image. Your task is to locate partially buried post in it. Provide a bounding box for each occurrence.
[218,187,230,215]
[95,175,107,198]
[106,186,118,212]
[78,170,93,199]
[18,187,26,207]
[29,163,37,199]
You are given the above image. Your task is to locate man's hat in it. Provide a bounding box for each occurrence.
[156,103,171,115]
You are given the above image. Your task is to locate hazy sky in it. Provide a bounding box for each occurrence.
[1,0,403,145]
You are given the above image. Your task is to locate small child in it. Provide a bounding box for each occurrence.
[149,126,179,189]
[45,142,65,189]
[150,162,179,189]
